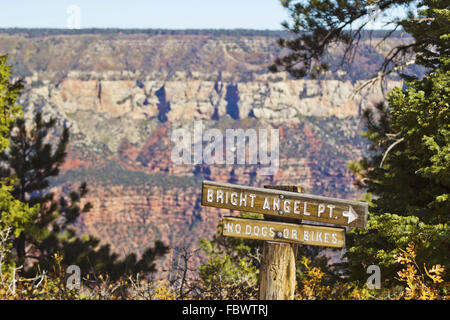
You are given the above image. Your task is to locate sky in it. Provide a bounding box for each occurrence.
[0,0,401,30]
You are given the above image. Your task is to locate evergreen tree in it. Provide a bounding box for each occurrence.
[346,56,449,283]
[271,1,450,287]
[270,0,448,79]
[347,3,449,285]
[0,54,37,271]
[0,100,168,281]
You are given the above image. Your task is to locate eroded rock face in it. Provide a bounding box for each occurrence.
[20,74,400,152]
[25,75,401,119]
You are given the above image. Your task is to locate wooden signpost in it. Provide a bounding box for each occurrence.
[200,180,368,300]
[202,180,368,228]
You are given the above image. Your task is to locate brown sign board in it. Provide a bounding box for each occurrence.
[202,180,368,228]
[221,217,345,248]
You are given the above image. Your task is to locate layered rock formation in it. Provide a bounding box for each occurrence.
[20,71,401,152]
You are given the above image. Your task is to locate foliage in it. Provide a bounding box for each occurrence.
[295,242,448,300]
[346,55,450,283]
[295,256,372,300]
[197,212,351,299]
[53,167,202,191]
[0,55,23,150]
[0,53,169,281]
[272,0,449,292]
[0,254,79,300]
[356,60,449,224]
[0,238,176,300]
[0,109,169,280]
[394,242,447,299]
[197,216,260,300]
[270,0,448,80]
[4,226,449,300]
[0,54,38,271]
[197,209,342,299]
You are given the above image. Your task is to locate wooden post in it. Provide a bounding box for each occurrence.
[258,185,303,300]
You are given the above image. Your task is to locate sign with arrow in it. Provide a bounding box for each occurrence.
[202,180,368,228]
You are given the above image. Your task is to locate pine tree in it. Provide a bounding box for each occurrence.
[271,1,450,287]
[270,0,448,80]
[347,3,449,285]
[0,54,37,271]
[0,92,168,281]
[346,58,449,283]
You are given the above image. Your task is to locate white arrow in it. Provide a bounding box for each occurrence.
[342,206,358,224]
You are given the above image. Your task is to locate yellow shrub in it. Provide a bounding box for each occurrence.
[394,242,447,300]
[295,256,371,300]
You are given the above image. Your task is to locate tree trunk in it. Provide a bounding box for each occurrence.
[15,232,26,261]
